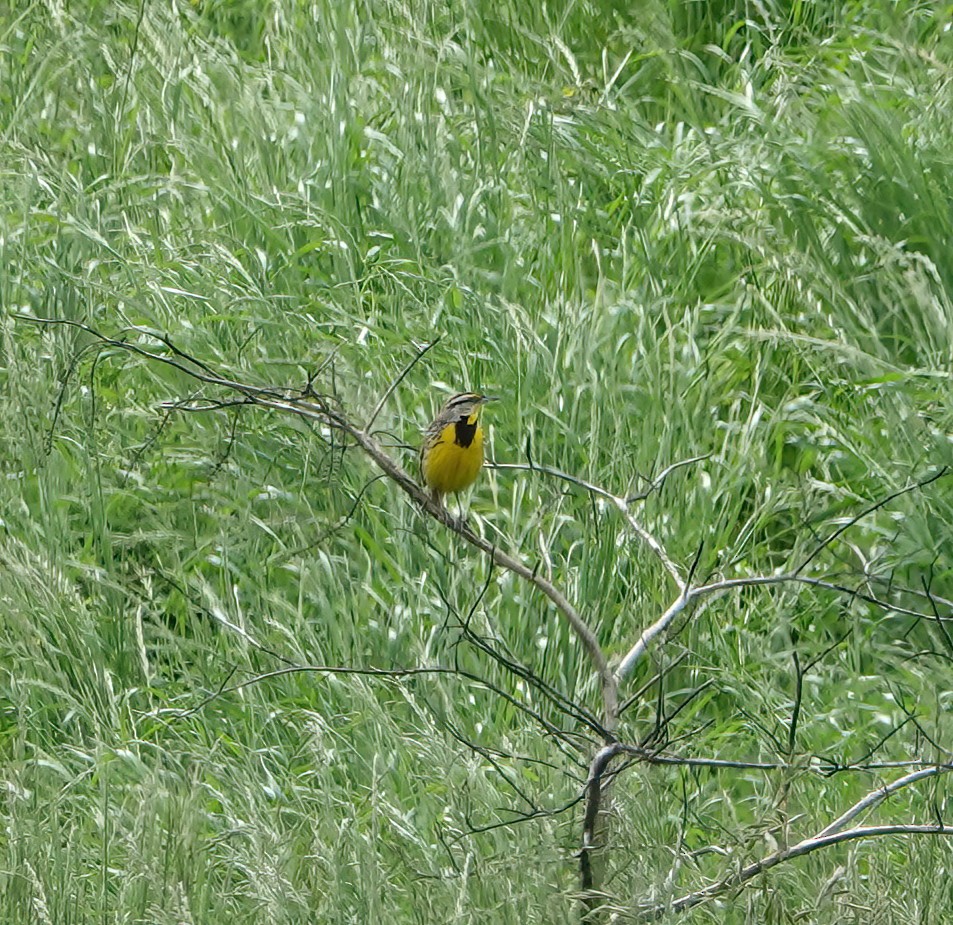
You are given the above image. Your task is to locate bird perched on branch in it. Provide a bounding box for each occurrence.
[420,391,495,506]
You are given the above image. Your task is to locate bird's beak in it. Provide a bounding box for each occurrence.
[480,395,499,403]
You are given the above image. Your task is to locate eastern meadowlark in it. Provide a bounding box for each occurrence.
[420,391,495,505]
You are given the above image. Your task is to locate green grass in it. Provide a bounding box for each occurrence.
[2,0,953,921]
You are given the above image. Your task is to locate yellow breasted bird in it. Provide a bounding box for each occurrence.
[420,392,495,505]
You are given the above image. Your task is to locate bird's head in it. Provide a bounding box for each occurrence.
[442,391,496,425]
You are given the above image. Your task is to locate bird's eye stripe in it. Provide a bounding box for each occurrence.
[446,392,481,408]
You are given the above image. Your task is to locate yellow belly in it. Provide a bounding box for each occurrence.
[422,424,484,495]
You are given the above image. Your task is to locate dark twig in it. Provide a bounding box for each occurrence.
[491,454,708,506]
[207,406,241,480]
[889,684,951,759]
[46,337,112,453]
[617,566,953,687]
[626,454,711,503]
[922,574,953,656]
[440,716,546,812]
[454,620,608,741]
[155,571,299,668]
[365,337,441,431]
[795,468,949,577]
[788,649,802,756]
[639,767,953,920]
[580,743,626,896]
[620,743,790,770]
[618,653,689,717]
[803,630,852,673]
[303,343,344,397]
[167,663,590,758]
[496,445,689,589]
[453,792,585,842]
[641,680,716,750]
[271,473,390,564]
[19,316,290,399]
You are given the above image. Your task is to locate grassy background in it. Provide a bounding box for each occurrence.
[2,0,953,921]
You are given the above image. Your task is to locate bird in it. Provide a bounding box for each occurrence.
[419,391,495,506]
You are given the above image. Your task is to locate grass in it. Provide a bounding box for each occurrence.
[2,0,953,921]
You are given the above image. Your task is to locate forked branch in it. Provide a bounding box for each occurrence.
[636,764,953,920]
[21,316,619,727]
[615,468,950,685]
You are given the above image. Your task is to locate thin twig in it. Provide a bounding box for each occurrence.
[451,792,586,842]
[641,679,716,750]
[270,473,390,564]
[166,662,583,750]
[18,316,290,398]
[788,648,802,756]
[155,572,299,668]
[625,454,711,503]
[491,458,690,591]
[619,744,791,771]
[618,652,689,717]
[795,468,949,577]
[364,337,441,431]
[922,574,953,655]
[453,619,609,741]
[822,759,953,773]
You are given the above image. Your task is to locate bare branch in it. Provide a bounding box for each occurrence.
[637,764,953,919]
[167,662,586,753]
[451,618,609,742]
[615,586,691,683]
[639,823,953,920]
[22,316,618,728]
[817,766,948,837]
[625,453,711,503]
[641,679,716,750]
[824,759,953,772]
[788,648,802,756]
[619,744,790,771]
[618,652,689,717]
[154,571,299,668]
[76,319,290,395]
[693,573,952,622]
[615,544,703,684]
[922,574,953,655]
[620,747,953,775]
[616,563,953,687]
[870,574,953,615]
[490,453,706,507]
[336,419,619,729]
[452,792,585,842]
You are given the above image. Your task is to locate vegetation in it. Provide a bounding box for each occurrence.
[2,0,952,921]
